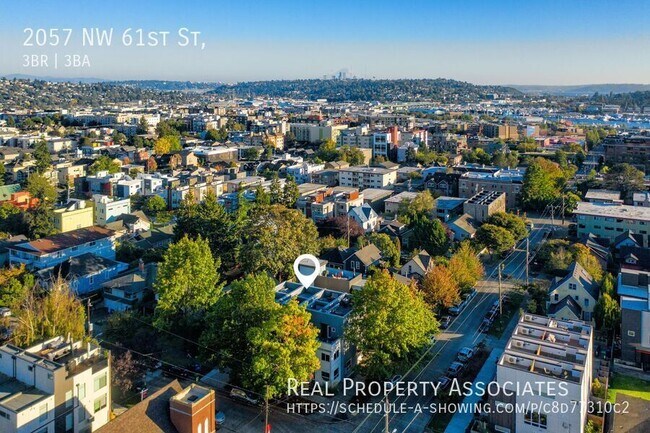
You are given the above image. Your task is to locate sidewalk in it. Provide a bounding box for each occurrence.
[444,348,503,433]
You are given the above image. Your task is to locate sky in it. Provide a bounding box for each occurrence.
[0,0,648,85]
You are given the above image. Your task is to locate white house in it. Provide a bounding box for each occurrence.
[547,262,600,321]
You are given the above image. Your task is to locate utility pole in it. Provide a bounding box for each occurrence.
[385,395,390,433]
[264,385,270,433]
[525,238,530,287]
[86,298,92,336]
[347,216,350,248]
[498,264,504,316]
[550,204,555,228]
[561,194,566,225]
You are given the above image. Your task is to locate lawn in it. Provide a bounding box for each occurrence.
[607,374,650,402]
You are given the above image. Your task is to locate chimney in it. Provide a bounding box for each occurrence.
[170,385,216,433]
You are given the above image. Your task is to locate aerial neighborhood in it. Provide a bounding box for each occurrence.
[0,75,649,433]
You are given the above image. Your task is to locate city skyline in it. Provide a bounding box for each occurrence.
[1,0,649,85]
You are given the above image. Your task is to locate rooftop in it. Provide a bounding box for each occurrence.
[0,373,50,413]
[170,384,212,406]
[575,202,650,222]
[499,314,593,384]
[9,226,114,255]
[274,282,353,317]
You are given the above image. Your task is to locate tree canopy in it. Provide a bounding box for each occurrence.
[346,270,437,379]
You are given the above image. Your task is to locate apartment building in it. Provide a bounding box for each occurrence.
[338,166,397,190]
[574,202,650,244]
[602,135,650,170]
[53,200,94,233]
[384,191,418,215]
[617,268,650,369]
[289,121,347,144]
[458,168,524,210]
[486,314,593,433]
[483,123,519,140]
[0,337,111,433]
[92,195,131,226]
[298,189,364,222]
[274,282,355,388]
[8,226,116,270]
[463,190,506,223]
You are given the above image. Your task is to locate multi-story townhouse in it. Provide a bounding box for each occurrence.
[617,267,650,369]
[53,200,94,233]
[486,314,593,433]
[274,282,356,388]
[0,337,111,433]
[93,195,131,226]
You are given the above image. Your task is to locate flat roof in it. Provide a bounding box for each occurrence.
[585,189,622,200]
[340,166,396,174]
[575,202,650,222]
[0,373,50,413]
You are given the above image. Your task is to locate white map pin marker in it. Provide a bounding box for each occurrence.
[293,254,321,288]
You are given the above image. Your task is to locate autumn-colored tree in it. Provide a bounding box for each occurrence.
[448,242,484,291]
[154,135,181,155]
[112,350,140,393]
[420,264,460,309]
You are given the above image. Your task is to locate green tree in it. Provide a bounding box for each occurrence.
[603,163,645,199]
[0,202,27,235]
[362,233,401,267]
[200,273,279,384]
[241,205,319,279]
[269,174,282,205]
[26,173,57,202]
[25,203,57,239]
[88,155,121,175]
[340,146,365,165]
[521,157,565,210]
[476,224,515,254]
[143,195,167,216]
[484,212,528,241]
[175,191,245,270]
[448,242,484,291]
[594,292,620,334]
[112,132,128,146]
[410,216,450,256]
[0,265,34,310]
[33,140,51,173]
[154,236,223,332]
[0,163,5,186]
[254,185,271,206]
[346,270,438,379]
[316,139,340,162]
[397,191,434,224]
[247,300,320,399]
[282,176,300,208]
[137,116,149,134]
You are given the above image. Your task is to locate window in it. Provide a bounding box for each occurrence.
[66,413,73,432]
[524,411,547,429]
[39,403,48,422]
[321,353,330,362]
[334,368,339,379]
[628,330,636,337]
[94,373,107,391]
[554,294,559,302]
[584,299,589,307]
[78,406,86,422]
[78,383,86,399]
[94,394,107,413]
[0,409,10,420]
[333,350,340,360]
[321,372,330,381]
[66,390,73,408]
[569,283,577,291]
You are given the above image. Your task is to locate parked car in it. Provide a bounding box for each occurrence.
[480,318,492,333]
[230,388,260,406]
[390,375,403,385]
[447,361,465,377]
[458,347,475,362]
[440,316,452,329]
[437,376,452,391]
[216,411,226,427]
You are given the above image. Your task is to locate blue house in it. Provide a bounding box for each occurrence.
[8,226,117,270]
[37,252,128,296]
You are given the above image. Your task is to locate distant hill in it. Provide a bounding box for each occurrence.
[111,80,220,92]
[3,74,107,83]
[209,78,522,102]
[511,84,650,97]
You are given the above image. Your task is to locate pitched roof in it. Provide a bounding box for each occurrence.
[349,204,377,223]
[348,244,382,266]
[116,211,151,225]
[410,250,432,273]
[96,380,184,433]
[548,295,583,319]
[9,226,115,255]
[549,261,600,301]
[448,213,477,236]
